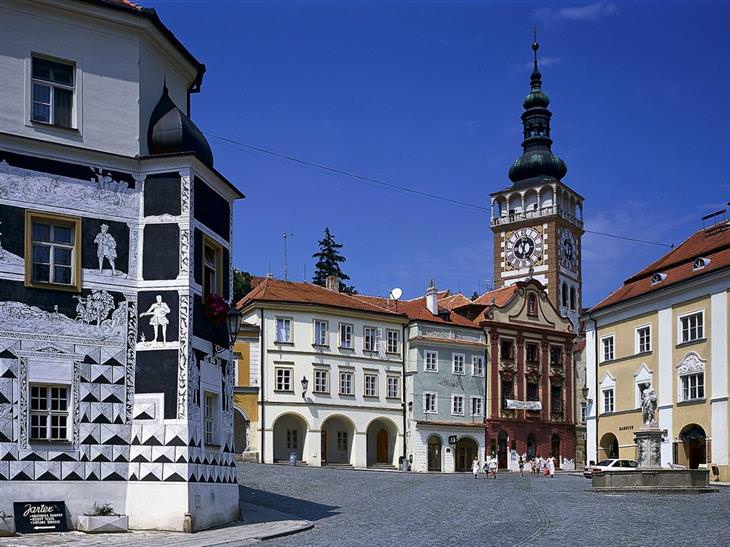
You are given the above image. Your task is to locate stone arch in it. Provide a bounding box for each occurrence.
[679,423,707,469]
[599,432,619,459]
[524,189,539,214]
[366,417,398,467]
[233,405,249,454]
[427,434,443,472]
[455,435,479,472]
[320,414,356,465]
[272,412,309,463]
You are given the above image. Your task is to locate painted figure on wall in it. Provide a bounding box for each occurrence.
[141,295,170,343]
[94,224,117,275]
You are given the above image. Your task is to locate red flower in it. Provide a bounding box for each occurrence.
[203,293,230,327]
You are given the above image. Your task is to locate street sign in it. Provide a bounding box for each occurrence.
[13,501,68,534]
[448,435,457,444]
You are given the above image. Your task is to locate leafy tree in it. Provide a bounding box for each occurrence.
[312,228,356,294]
[233,269,252,302]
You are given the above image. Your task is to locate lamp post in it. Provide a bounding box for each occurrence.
[226,309,241,348]
[300,376,309,399]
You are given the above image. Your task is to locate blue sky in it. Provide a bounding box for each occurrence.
[146,0,729,306]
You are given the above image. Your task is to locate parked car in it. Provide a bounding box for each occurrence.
[583,459,638,478]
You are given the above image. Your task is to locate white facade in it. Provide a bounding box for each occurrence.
[241,303,407,468]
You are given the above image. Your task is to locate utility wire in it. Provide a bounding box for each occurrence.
[206,132,674,248]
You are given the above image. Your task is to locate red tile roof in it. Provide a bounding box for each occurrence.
[237,279,406,318]
[591,223,730,312]
[437,293,473,310]
[393,297,482,329]
[472,285,518,308]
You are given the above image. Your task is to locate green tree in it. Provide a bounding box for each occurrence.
[471,291,480,301]
[312,228,356,294]
[233,269,252,303]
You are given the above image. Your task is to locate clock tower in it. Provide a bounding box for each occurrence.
[490,37,584,325]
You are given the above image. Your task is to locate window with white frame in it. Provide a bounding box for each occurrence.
[364,374,378,397]
[681,373,704,401]
[314,320,328,346]
[452,353,465,375]
[680,312,704,344]
[425,350,438,372]
[337,431,348,451]
[314,369,329,394]
[602,388,615,413]
[387,376,399,399]
[471,396,483,416]
[364,327,378,352]
[452,394,464,415]
[31,56,75,128]
[472,355,485,376]
[339,371,353,395]
[386,329,400,354]
[275,367,293,391]
[30,385,69,441]
[204,392,218,445]
[636,326,651,353]
[339,323,353,349]
[424,392,438,413]
[601,336,615,362]
[276,317,292,343]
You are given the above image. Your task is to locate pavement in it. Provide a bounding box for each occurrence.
[0,501,312,546]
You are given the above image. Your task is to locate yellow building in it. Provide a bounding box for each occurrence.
[585,221,730,480]
[232,323,260,458]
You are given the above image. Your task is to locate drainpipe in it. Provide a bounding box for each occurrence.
[401,323,407,469]
[259,307,265,463]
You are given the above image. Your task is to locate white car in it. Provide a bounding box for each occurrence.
[583,458,638,478]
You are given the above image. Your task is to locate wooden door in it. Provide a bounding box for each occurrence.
[321,430,327,464]
[376,429,388,463]
[427,439,442,472]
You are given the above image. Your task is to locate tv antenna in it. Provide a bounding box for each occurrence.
[283,233,294,281]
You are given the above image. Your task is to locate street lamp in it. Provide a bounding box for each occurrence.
[300,376,309,398]
[226,309,241,348]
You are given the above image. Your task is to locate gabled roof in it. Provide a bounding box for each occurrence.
[591,223,730,313]
[236,279,406,318]
[77,0,205,89]
[437,293,473,310]
[471,285,518,308]
[394,297,482,330]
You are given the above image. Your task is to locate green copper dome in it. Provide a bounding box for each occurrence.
[508,38,567,184]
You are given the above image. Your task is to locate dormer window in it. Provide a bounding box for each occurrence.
[692,257,710,271]
[31,56,75,129]
[650,273,667,285]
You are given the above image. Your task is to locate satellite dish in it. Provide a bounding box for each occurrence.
[389,288,403,301]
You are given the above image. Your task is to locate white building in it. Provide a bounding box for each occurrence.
[238,277,407,468]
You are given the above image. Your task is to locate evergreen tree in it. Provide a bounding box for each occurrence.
[233,269,252,302]
[312,228,356,294]
[471,291,480,301]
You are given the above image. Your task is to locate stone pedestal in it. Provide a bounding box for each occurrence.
[635,426,662,469]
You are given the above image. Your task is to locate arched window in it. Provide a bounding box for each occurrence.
[561,282,569,308]
[569,287,576,310]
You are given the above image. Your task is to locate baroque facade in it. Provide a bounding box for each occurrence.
[0,0,242,531]
[586,221,730,480]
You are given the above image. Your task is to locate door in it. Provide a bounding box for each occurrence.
[376,428,388,463]
[455,438,477,472]
[321,430,327,464]
[427,437,442,472]
[498,432,508,469]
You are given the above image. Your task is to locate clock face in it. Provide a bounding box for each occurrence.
[506,228,543,270]
[559,228,579,272]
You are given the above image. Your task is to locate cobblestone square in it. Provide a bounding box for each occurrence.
[238,464,730,546]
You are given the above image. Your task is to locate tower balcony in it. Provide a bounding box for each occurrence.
[490,204,583,229]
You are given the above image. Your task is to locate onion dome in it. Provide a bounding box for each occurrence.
[508,36,567,184]
[147,84,213,168]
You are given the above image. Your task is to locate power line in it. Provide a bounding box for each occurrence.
[206,132,674,248]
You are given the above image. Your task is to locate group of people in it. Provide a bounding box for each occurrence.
[471,455,557,478]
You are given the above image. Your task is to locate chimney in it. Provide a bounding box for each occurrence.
[325,275,340,293]
[426,279,438,315]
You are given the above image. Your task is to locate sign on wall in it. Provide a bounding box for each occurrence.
[505,399,542,411]
[13,501,68,533]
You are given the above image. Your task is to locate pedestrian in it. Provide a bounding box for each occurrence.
[536,455,542,477]
[472,456,480,479]
[518,455,524,478]
[548,455,555,478]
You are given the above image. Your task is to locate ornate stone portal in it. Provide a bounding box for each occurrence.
[635,385,662,468]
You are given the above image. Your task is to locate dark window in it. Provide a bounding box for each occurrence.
[526,343,539,363]
[501,380,513,408]
[551,385,562,412]
[550,345,563,365]
[500,340,514,360]
[527,382,539,401]
[32,57,74,128]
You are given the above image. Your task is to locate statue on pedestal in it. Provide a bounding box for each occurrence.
[641,385,658,427]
